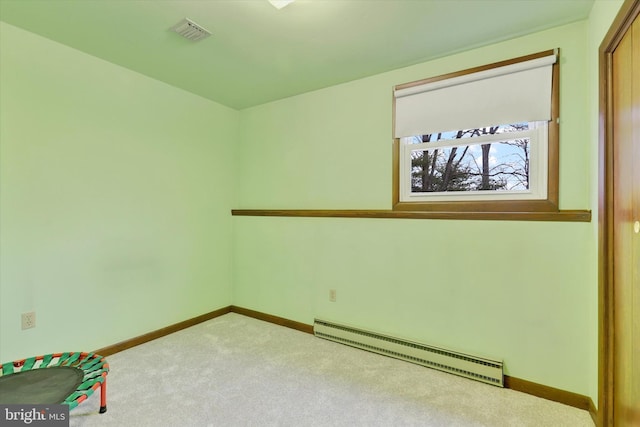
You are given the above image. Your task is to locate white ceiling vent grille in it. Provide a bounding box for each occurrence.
[170,18,211,42]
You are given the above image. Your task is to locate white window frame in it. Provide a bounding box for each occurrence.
[399,121,548,202]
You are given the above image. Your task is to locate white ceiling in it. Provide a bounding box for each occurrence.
[0,0,595,109]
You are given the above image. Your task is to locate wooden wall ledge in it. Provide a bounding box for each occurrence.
[231,209,591,222]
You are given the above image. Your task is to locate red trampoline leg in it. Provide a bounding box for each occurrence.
[99,378,107,413]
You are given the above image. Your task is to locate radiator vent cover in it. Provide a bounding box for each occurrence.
[170,18,211,42]
[314,319,504,387]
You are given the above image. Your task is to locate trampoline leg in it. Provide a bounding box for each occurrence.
[99,379,107,414]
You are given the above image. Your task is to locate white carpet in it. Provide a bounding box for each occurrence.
[69,313,594,426]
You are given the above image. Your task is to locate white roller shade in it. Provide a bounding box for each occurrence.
[394,53,557,138]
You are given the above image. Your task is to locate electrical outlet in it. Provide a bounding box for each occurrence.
[21,312,36,330]
[329,289,337,302]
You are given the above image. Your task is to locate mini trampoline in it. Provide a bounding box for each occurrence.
[0,352,109,413]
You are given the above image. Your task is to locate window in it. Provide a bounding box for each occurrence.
[393,50,559,213]
[400,121,547,202]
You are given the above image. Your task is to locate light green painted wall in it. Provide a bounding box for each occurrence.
[233,14,621,402]
[237,22,592,210]
[0,0,625,405]
[0,22,238,362]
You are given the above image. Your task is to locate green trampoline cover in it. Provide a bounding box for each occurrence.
[0,366,84,404]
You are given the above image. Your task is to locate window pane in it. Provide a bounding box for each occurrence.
[410,139,530,193]
[406,123,530,144]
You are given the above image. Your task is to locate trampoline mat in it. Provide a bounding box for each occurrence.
[0,366,84,404]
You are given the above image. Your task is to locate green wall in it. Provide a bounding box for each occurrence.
[0,0,625,406]
[0,22,238,362]
[233,7,620,402]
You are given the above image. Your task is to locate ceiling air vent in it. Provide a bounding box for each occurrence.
[170,18,211,42]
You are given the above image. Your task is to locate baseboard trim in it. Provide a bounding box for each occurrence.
[503,375,593,413]
[93,305,232,356]
[230,305,314,334]
[589,398,598,426]
[238,307,594,415]
[93,305,595,416]
[92,305,311,357]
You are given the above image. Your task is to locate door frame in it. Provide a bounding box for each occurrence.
[599,1,640,426]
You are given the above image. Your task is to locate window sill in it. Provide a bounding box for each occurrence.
[231,209,591,222]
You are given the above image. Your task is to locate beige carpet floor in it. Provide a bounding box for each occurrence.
[69,313,594,426]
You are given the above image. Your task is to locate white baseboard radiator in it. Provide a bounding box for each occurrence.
[314,319,504,387]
